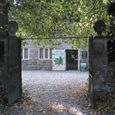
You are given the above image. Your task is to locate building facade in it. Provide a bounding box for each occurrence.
[22,40,88,71]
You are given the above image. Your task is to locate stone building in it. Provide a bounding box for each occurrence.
[21,39,88,71]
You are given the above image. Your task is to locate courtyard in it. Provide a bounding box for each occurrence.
[0,0,115,114]
[0,71,91,115]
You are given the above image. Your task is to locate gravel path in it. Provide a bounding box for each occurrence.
[22,71,89,115]
[1,71,91,115]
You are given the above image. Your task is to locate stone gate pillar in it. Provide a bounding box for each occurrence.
[0,0,22,104]
[89,19,115,107]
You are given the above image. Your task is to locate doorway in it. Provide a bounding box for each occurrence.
[0,41,4,65]
[66,49,78,70]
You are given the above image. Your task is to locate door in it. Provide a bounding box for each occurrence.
[52,49,66,70]
[66,49,78,70]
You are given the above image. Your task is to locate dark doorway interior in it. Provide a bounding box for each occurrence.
[0,41,4,65]
[66,49,78,70]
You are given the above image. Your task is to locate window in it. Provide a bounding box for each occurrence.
[50,48,52,59]
[39,48,43,59]
[38,48,52,59]
[45,48,48,58]
[22,48,29,60]
[81,51,87,59]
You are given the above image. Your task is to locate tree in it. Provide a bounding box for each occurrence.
[9,0,110,48]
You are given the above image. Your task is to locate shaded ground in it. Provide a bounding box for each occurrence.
[0,71,114,114]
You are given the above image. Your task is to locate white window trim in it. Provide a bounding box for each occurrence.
[22,48,30,60]
[43,48,45,59]
[38,48,39,59]
[38,48,52,60]
[48,49,50,59]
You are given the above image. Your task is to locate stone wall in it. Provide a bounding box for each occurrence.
[22,59,52,70]
[22,41,52,70]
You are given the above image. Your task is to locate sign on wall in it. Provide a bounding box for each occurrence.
[52,49,66,70]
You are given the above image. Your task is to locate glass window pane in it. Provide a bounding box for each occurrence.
[45,48,48,58]
[40,48,43,59]
[24,48,28,59]
[82,51,87,59]
[50,48,52,59]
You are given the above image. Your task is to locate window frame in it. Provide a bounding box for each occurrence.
[39,48,44,59]
[81,51,87,59]
[22,48,30,60]
[38,48,52,60]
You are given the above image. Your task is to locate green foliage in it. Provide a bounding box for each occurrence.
[9,0,111,48]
